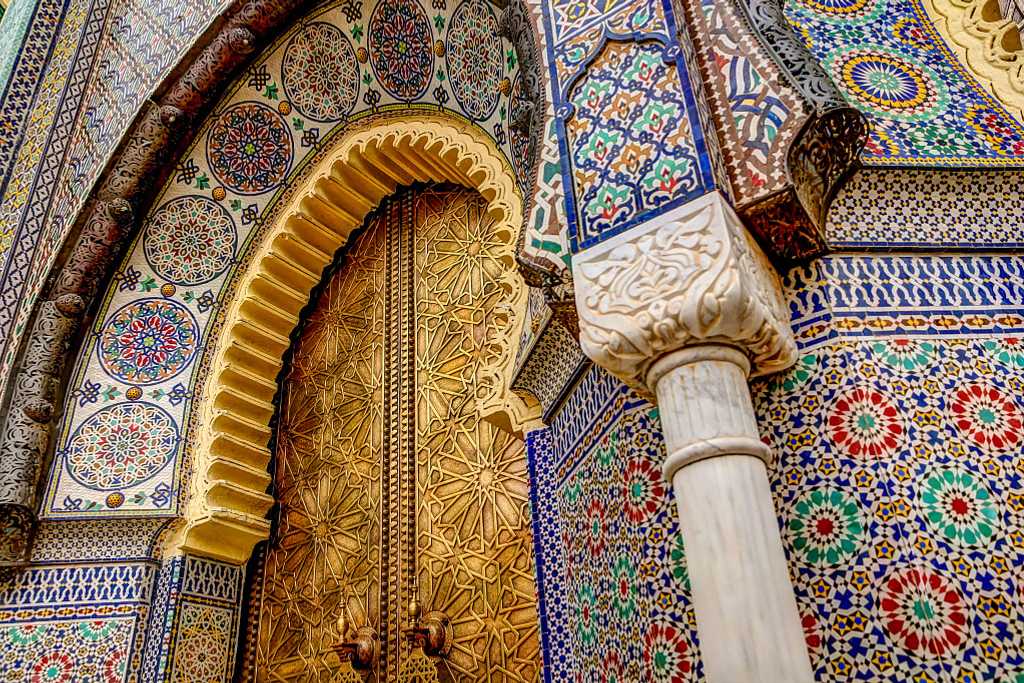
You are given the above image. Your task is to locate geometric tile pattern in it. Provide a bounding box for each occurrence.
[527,368,702,682]
[513,285,551,373]
[45,0,525,518]
[0,562,157,682]
[512,315,588,418]
[548,361,628,462]
[530,251,1024,682]
[785,0,1024,165]
[757,338,1024,682]
[0,616,135,681]
[31,519,166,562]
[785,254,1024,350]
[770,253,1024,681]
[539,0,718,251]
[828,169,1024,249]
[170,603,235,682]
[144,554,243,682]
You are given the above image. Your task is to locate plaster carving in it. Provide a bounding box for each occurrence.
[572,191,796,392]
[168,114,535,563]
[924,0,1024,119]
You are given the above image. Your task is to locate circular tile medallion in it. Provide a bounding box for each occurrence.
[446,0,503,120]
[830,48,946,121]
[66,403,178,491]
[369,0,434,100]
[282,22,359,121]
[144,195,236,285]
[97,298,198,385]
[207,101,293,195]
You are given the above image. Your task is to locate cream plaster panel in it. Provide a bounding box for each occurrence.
[924,0,1024,120]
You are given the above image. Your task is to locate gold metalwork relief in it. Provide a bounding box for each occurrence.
[245,186,540,682]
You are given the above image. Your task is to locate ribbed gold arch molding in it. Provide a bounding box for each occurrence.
[924,0,1024,120]
[168,113,538,563]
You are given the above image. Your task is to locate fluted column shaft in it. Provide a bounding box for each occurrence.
[648,346,813,683]
[572,193,810,681]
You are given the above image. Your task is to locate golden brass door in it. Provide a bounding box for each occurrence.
[240,186,540,683]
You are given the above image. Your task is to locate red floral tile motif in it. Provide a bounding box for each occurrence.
[950,382,1023,452]
[879,568,967,656]
[31,652,73,683]
[827,387,904,458]
[623,456,666,523]
[643,623,692,682]
[602,650,626,683]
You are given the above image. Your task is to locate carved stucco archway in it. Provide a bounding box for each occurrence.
[163,113,538,564]
[925,0,1024,120]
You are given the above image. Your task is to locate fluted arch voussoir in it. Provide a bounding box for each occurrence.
[171,113,537,564]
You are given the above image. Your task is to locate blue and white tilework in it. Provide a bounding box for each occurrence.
[528,365,702,682]
[0,562,157,681]
[144,554,243,682]
[539,0,720,251]
[827,169,1024,250]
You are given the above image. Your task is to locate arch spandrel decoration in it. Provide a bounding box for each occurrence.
[924,0,1024,119]
[169,114,536,563]
[36,0,545,567]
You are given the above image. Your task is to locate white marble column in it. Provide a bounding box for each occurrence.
[648,346,813,682]
[572,192,812,683]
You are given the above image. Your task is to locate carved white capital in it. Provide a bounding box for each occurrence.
[572,191,796,392]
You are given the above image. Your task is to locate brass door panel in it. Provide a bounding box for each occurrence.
[243,186,540,682]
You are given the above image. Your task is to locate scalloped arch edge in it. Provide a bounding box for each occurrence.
[165,113,540,564]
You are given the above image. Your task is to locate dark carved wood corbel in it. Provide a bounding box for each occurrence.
[0,295,83,567]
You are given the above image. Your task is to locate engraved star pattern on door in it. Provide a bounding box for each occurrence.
[413,188,541,681]
[243,186,540,682]
[250,209,387,682]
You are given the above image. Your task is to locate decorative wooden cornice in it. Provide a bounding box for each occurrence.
[728,0,870,261]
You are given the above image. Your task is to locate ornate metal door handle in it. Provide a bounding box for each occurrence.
[402,594,453,658]
[333,614,379,671]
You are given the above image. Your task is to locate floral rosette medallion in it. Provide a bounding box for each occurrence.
[827,387,904,458]
[65,403,178,491]
[97,299,198,385]
[879,568,967,656]
[788,487,865,566]
[921,467,998,547]
[950,382,1024,452]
